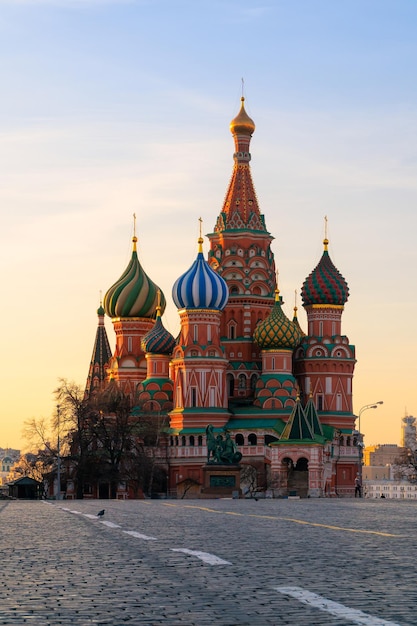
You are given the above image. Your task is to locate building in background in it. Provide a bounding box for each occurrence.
[363,444,403,467]
[401,415,417,450]
[0,448,20,487]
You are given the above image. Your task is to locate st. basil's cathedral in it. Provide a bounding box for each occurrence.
[83,98,358,499]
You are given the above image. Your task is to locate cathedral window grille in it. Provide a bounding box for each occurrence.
[317,394,324,411]
[191,387,197,407]
[193,325,198,342]
[128,336,133,352]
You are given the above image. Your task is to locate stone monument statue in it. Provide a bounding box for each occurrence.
[206,425,242,465]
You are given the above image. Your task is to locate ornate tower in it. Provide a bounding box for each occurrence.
[84,302,113,399]
[136,294,176,413]
[294,234,356,431]
[253,287,304,411]
[169,231,230,430]
[206,97,277,402]
[103,225,166,401]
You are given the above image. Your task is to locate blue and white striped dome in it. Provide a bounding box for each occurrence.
[172,237,229,310]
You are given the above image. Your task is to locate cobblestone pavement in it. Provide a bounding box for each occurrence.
[1,498,416,625]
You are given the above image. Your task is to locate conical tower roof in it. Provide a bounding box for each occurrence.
[213,97,268,233]
[104,231,166,319]
[85,303,112,398]
[280,397,314,441]
[304,395,324,437]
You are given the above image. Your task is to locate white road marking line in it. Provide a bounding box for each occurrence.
[83,513,100,519]
[275,587,401,626]
[123,530,157,541]
[100,521,121,528]
[171,548,231,565]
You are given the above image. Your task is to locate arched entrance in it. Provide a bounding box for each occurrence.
[285,457,309,498]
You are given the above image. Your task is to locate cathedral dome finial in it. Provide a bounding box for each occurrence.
[230,97,255,136]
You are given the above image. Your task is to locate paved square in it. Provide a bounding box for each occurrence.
[0,498,415,625]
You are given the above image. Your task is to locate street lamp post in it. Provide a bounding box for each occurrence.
[56,404,61,500]
[356,401,383,496]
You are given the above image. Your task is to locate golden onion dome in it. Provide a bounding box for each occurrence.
[230,97,255,136]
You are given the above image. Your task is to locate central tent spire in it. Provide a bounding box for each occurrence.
[212,96,267,233]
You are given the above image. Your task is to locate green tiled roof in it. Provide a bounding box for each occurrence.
[225,418,285,432]
[280,401,314,441]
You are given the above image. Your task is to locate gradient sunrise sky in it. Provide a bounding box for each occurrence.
[1,0,416,450]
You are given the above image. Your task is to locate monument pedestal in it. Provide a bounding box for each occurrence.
[201,464,241,498]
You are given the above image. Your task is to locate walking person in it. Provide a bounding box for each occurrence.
[354,474,362,498]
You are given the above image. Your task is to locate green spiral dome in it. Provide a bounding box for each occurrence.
[104,236,166,319]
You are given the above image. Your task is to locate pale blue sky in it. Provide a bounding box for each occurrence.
[1,0,416,448]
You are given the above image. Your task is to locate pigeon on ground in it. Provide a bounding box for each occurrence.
[97,509,105,517]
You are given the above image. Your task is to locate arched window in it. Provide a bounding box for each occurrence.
[235,433,244,445]
[198,435,203,446]
[238,374,246,389]
[248,433,257,445]
[181,436,186,446]
[189,435,195,446]
[228,321,237,339]
[227,373,235,397]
